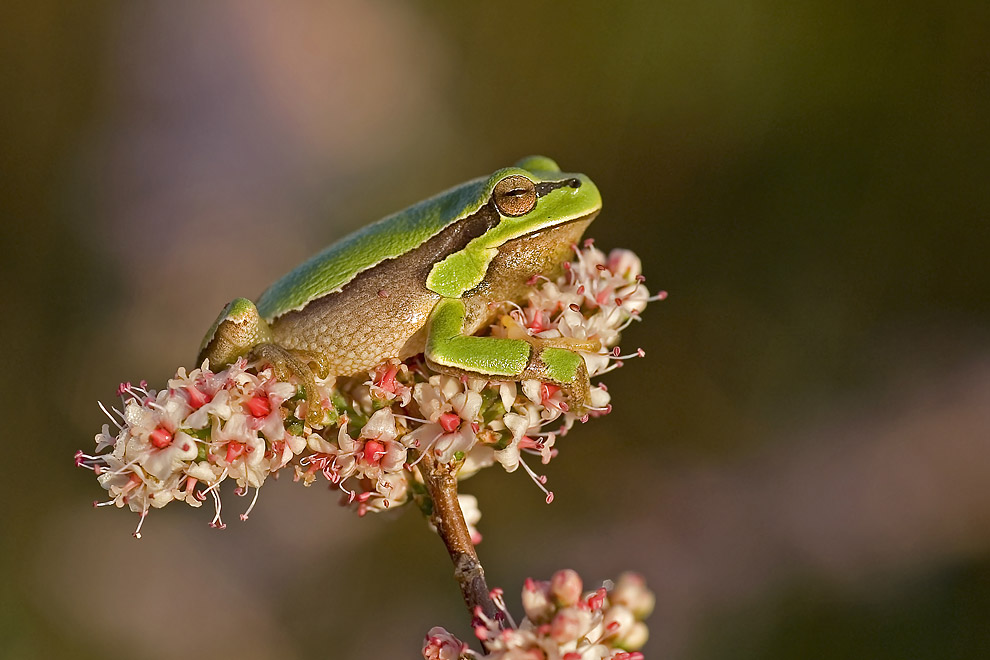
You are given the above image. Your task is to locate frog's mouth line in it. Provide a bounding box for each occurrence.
[522,209,599,242]
[557,208,601,227]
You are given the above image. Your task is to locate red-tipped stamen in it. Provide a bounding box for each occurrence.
[208,488,226,530]
[239,487,260,521]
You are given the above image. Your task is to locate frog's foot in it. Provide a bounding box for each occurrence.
[249,343,329,427]
[496,314,602,354]
[520,339,593,415]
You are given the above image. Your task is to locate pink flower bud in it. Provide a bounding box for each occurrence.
[422,627,465,660]
[550,568,583,607]
[602,604,635,641]
[617,621,650,652]
[550,607,592,644]
[521,578,554,623]
[607,249,642,279]
[611,572,655,619]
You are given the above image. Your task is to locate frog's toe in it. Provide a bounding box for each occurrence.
[552,360,590,416]
[550,360,591,417]
[249,343,328,427]
[523,346,591,415]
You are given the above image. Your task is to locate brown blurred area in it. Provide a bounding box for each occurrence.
[2,1,989,658]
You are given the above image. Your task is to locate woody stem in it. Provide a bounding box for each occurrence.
[417,451,500,629]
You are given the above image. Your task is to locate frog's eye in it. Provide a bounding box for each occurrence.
[493,175,537,217]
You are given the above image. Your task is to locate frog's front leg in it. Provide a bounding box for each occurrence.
[424,298,592,413]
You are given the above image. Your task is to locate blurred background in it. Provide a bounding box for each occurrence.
[2,1,989,658]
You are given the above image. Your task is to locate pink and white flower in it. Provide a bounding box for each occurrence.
[424,570,653,660]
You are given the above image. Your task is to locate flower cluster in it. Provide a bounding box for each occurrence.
[77,242,663,537]
[75,360,327,537]
[423,570,655,660]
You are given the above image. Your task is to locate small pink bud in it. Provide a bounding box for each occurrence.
[603,604,636,643]
[612,572,656,619]
[521,578,554,623]
[550,569,583,607]
[550,608,586,643]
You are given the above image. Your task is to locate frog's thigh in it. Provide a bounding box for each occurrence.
[425,298,529,377]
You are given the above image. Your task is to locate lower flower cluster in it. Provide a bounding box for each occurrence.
[76,242,662,537]
[424,570,654,660]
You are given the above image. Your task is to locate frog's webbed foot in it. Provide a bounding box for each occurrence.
[250,343,329,427]
[502,313,598,414]
[519,337,595,415]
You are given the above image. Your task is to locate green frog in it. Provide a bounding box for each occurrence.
[199,156,602,423]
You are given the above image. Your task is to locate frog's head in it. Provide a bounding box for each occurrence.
[426,156,602,298]
[490,155,601,223]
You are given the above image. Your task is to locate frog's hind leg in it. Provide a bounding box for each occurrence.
[425,298,594,415]
[250,343,329,427]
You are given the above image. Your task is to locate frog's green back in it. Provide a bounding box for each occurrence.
[256,175,491,321]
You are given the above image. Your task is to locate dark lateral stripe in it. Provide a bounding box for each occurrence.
[535,178,582,197]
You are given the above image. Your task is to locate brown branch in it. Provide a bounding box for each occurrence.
[417,451,500,627]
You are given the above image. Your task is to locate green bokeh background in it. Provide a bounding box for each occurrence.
[3,2,989,658]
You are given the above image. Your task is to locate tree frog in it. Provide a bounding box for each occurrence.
[198,156,602,423]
